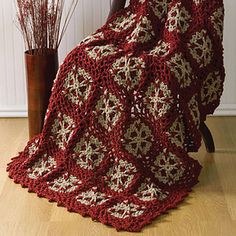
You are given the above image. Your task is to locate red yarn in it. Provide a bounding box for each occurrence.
[6,0,225,232]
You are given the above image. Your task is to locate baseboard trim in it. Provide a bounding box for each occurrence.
[212,104,236,116]
[0,104,236,117]
[0,107,27,117]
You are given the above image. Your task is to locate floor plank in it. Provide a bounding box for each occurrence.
[0,117,236,236]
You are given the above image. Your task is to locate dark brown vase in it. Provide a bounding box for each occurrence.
[25,48,59,139]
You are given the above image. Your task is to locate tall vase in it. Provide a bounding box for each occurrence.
[25,48,59,139]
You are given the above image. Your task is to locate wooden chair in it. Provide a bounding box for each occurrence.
[200,122,215,153]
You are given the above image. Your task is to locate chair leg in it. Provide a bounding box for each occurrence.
[199,122,215,153]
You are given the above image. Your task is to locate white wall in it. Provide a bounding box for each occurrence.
[0,0,235,117]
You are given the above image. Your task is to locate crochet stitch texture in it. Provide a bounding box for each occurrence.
[6,0,225,232]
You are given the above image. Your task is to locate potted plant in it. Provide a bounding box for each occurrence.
[15,0,78,138]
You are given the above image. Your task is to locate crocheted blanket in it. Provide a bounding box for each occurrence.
[6,0,225,232]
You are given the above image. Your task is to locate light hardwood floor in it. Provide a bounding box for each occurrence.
[0,117,236,236]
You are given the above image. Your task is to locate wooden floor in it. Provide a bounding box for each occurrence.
[0,117,236,236]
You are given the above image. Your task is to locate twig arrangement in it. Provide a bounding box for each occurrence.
[15,0,79,55]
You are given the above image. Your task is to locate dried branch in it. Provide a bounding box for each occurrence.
[14,0,79,55]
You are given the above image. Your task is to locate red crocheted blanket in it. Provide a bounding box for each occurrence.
[6,0,225,232]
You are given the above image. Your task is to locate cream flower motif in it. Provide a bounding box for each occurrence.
[166,115,185,148]
[123,119,154,156]
[144,81,174,119]
[148,40,171,57]
[134,178,169,201]
[51,112,75,150]
[150,0,171,22]
[193,0,205,5]
[126,16,155,44]
[27,138,40,157]
[109,11,136,32]
[151,149,185,185]
[166,2,191,33]
[78,32,104,46]
[210,7,224,40]
[108,200,146,219]
[85,44,119,61]
[76,187,111,206]
[188,94,200,127]
[47,172,82,193]
[110,55,145,91]
[104,159,137,193]
[72,133,107,170]
[27,154,56,179]
[187,29,213,68]
[94,89,123,131]
[62,67,93,107]
[167,53,194,88]
[201,71,222,105]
